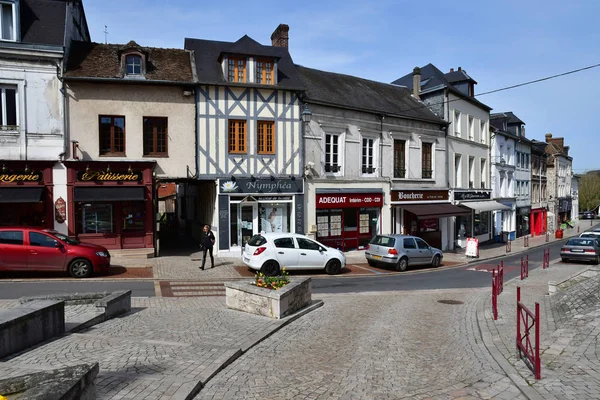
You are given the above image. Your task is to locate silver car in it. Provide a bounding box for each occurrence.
[365,234,443,272]
[561,237,600,264]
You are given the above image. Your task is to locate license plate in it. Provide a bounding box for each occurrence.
[243,256,250,262]
[372,255,383,260]
[570,249,584,253]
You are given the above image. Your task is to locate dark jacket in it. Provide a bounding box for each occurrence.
[200,230,215,248]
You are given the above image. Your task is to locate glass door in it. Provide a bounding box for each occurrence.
[239,203,258,247]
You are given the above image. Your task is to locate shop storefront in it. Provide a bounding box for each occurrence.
[453,191,508,247]
[0,161,55,229]
[516,206,532,238]
[391,189,469,251]
[530,208,547,237]
[217,177,304,254]
[65,161,155,250]
[558,198,572,223]
[315,191,383,251]
[493,200,516,242]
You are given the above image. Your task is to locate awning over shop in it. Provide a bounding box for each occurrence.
[460,201,512,213]
[401,203,471,219]
[0,187,44,203]
[74,187,145,202]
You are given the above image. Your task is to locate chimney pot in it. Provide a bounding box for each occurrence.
[412,66,421,100]
[450,68,454,73]
[458,66,462,71]
[545,133,553,141]
[271,24,290,48]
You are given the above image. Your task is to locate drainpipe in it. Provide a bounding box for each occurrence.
[194,88,200,179]
[56,62,67,161]
[444,89,452,251]
[379,114,384,178]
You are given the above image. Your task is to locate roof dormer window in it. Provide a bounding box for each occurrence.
[0,2,16,41]
[227,57,246,83]
[126,55,142,75]
[256,59,274,84]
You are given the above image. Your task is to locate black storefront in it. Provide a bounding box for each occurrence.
[516,206,531,238]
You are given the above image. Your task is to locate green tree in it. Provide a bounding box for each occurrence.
[579,173,600,212]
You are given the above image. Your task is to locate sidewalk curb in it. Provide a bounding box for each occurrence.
[183,299,324,399]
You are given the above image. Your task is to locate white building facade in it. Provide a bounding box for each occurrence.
[490,123,517,241]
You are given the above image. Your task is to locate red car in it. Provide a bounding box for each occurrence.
[0,227,110,278]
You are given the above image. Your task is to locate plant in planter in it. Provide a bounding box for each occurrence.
[253,268,290,290]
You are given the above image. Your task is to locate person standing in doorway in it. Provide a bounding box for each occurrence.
[200,224,215,270]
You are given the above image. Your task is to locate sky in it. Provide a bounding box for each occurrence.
[83,0,600,173]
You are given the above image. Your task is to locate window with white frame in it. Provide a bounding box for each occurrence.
[480,121,486,144]
[468,116,474,141]
[454,154,462,187]
[125,55,142,75]
[324,133,341,173]
[361,137,376,174]
[0,85,17,130]
[0,2,15,41]
[480,159,486,189]
[454,111,461,136]
[468,156,474,188]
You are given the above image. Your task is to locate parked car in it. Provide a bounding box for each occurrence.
[0,227,111,278]
[242,233,346,276]
[561,237,600,264]
[582,211,595,220]
[579,229,600,239]
[365,234,443,272]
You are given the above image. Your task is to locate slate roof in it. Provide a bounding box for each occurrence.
[392,63,491,111]
[20,0,67,46]
[64,41,195,83]
[297,66,444,124]
[491,111,525,125]
[184,35,303,90]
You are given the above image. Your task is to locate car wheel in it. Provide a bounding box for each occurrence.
[431,255,441,268]
[367,260,376,267]
[260,260,280,277]
[561,258,568,263]
[596,256,600,265]
[69,258,92,278]
[325,259,342,275]
[396,257,408,272]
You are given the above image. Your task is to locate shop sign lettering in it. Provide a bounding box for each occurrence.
[392,190,448,202]
[454,191,491,201]
[0,171,42,183]
[316,194,383,209]
[219,178,304,194]
[77,170,142,182]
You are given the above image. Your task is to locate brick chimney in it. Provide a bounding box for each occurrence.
[412,67,421,100]
[450,68,454,73]
[545,133,553,142]
[271,24,289,48]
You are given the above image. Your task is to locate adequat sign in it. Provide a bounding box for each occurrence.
[316,193,383,209]
[391,190,448,202]
[219,178,303,194]
[76,170,142,182]
[0,171,43,183]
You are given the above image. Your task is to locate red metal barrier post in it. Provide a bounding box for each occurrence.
[542,249,550,269]
[506,239,512,253]
[492,270,498,320]
[516,287,541,380]
[520,255,529,280]
[546,232,549,242]
[499,261,504,293]
[524,235,529,247]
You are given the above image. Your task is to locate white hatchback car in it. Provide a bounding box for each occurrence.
[242,233,346,276]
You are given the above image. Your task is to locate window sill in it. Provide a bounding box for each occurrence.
[257,153,276,157]
[99,154,127,157]
[143,154,169,158]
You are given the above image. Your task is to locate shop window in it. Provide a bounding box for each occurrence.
[422,143,432,179]
[0,85,17,130]
[122,202,145,231]
[456,215,472,240]
[229,204,238,246]
[29,232,58,248]
[0,230,23,245]
[393,140,406,178]
[316,209,342,243]
[143,117,168,156]
[274,237,295,248]
[99,115,125,156]
[475,211,490,235]
[257,121,275,154]
[80,203,114,234]
[228,120,247,154]
[259,203,290,233]
[0,203,45,227]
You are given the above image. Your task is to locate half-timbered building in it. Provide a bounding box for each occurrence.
[185,24,305,254]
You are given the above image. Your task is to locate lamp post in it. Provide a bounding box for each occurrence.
[301,103,312,124]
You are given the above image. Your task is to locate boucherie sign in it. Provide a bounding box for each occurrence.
[316,193,383,209]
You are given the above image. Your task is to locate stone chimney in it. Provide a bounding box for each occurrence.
[412,67,421,100]
[545,133,553,142]
[450,68,454,73]
[271,24,289,48]
[458,66,462,71]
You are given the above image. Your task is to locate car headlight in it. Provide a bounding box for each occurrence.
[95,251,109,257]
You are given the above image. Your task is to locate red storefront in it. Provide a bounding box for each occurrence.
[315,192,383,251]
[530,208,547,237]
[65,161,155,250]
[0,161,55,229]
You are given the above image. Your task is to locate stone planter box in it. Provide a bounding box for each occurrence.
[224,277,312,319]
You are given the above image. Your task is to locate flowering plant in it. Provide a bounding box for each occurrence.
[253,268,290,290]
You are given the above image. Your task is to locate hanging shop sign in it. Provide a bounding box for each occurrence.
[55,197,67,223]
[76,170,143,182]
[316,193,383,209]
[0,171,43,183]
[391,189,448,202]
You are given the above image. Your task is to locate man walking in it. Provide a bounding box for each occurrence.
[200,224,215,270]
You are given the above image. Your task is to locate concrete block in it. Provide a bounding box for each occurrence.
[94,290,131,318]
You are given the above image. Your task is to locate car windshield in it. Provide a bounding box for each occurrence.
[50,232,80,245]
[248,235,267,246]
[567,238,595,247]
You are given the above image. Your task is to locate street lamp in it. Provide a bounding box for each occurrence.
[301,104,312,124]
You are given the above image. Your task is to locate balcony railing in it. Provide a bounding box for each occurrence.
[469,181,474,189]
[393,168,406,178]
[422,169,433,179]
[325,164,341,173]
[481,182,486,189]
[362,166,376,174]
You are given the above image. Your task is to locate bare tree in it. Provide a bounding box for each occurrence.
[579,173,600,212]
